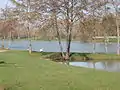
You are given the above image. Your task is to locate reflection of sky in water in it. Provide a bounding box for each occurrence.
[70,61,120,72]
[0,40,118,53]
[70,62,91,68]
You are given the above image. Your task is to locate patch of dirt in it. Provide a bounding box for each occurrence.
[0,50,7,53]
[0,85,6,90]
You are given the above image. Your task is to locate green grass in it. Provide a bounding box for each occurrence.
[0,51,120,90]
[93,38,120,43]
[71,53,120,61]
[44,52,120,61]
[88,53,120,60]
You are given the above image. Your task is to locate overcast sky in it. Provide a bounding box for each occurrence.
[0,0,13,8]
[0,0,120,11]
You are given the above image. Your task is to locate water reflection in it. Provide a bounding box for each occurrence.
[70,61,120,72]
[0,40,118,53]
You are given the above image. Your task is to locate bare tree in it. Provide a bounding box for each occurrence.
[109,0,120,55]
[0,4,8,49]
[45,0,90,62]
[10,0,110,60]
[11,0,39,54]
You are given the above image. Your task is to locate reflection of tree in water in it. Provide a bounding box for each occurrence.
[100,62,107,70]
[101,61,120,71]
[87,62,96,69]
[93,62,96,69]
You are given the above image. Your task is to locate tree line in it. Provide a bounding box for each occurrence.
[0,0,120,61]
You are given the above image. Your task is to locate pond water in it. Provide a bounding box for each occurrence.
[70,61,120,72]
[0,40,118,53]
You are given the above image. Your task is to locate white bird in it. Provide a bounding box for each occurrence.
[40,48,43,52]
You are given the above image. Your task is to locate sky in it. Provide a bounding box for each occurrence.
[0,0,119,12]
[0,0,13,8]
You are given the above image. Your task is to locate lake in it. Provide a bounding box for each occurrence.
[70,61,120,72]
[0,40,118,53]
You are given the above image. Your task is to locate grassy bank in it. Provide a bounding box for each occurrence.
[71,53,120,61]
[0,51,120,90]
[41,52,120,61]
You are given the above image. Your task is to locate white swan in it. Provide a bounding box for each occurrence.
[40,48,43,52]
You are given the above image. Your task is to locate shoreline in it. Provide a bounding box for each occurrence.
[31,51,120,61]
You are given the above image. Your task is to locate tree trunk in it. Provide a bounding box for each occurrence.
[104,37,108,53]
[93,43,96,53]
[1,36,5,49]
[93,31,96,54]
[53,11,65,60]
[65,20,73,63]
[116,16,120,55]
[64,24,72,65]
[65,32,71,60]
[28,40,32,54]
[7,31,12,49]
[64,0,74,63]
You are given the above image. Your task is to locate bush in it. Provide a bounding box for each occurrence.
[47,53,63,62]
[0,60,6,64]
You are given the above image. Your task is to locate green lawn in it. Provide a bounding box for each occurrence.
[71,53,120,61]
[45,52,120,61]
[0,51,120,90]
